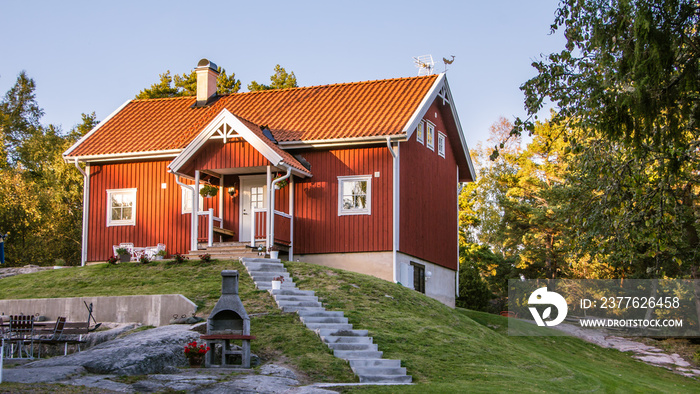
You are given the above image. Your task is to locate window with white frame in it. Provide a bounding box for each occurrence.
[416,121,425,144]
[426,122,435,151]
[181,186,204,214]
[338,175,372,215]
[107,188,136,226]
[437,132,446,158]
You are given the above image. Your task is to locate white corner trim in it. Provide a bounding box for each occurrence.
[169,108,285,173]
[63,99,132,158]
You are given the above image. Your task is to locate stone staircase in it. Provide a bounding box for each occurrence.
[187,242,263,260]
[242,258,412,384]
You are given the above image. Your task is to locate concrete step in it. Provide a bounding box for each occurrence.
[297,310,344,318]
[348,359,402,369]
[321,336,373,344]
[353,367,407,376]
[241,258,281,264]
[282,306,325,313]
[327,343,378,352]
[256,283,296,291]
[275,295,319,303]
[277,300,322,308]
[300,316,348,324]
[317,329,368,338]
[358,374,412,384]
[304,322,353,331]
[334,350,383,360]
[272,289,316,297]
[250,273,291,281]
[245,265,286,273]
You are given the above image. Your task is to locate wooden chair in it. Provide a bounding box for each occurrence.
[8,315,35,359]
[35,316,66,358]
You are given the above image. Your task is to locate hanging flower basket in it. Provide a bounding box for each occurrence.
[199,184,219,198]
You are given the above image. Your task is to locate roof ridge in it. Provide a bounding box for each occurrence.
[219,74,439,97]
[132,95,196,102]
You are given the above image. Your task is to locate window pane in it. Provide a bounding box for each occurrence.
[122,193,134,206]
[354,195,366,209]
[111,195,121,208]
[343,197,354,209]
[122,207,132,220]
[111,208,121,221]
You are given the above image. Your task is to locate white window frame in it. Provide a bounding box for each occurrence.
[107,188,137,226]
[338,175,372,216]
[426,121,435,151]
[181,186,204,214]
[416,121,425,145]
[437,132,446,158]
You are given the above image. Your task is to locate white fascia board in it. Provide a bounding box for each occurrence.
[63,99,132,158]
[278,135,407,149]
[441,78,476,182]
[402,73,446,140]
[65,150,181,164]
[169,108,285,173]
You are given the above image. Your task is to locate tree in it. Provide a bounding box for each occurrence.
[248,64,298,91]
[136,67,241,99]
[0,71,44,165]
[514,0,700,316]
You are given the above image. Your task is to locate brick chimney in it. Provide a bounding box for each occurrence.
[195,58,219,106]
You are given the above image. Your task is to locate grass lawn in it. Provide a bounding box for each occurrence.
[0,259,697,392]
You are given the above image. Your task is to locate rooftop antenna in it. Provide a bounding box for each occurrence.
[413,55,435,76]
[442,55,455,72]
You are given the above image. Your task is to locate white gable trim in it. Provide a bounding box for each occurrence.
[402,74,476,182]
[63,99,132,159]
[169,108,306,176]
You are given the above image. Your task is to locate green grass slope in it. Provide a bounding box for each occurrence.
[0,260,696,392]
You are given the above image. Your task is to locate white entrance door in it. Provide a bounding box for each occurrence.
[239,176,267,243]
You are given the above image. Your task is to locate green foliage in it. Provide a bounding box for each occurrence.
[0,73,94,266]
[135,67,241,99]
[248,64,298,91]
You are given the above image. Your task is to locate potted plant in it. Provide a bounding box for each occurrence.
[268,245,280,260]
[199,184,218,198]
[184,341,210,368]
[115,247,130,263]
[155,250,166,260]
[273,174,288,189]
[271,275,285,290]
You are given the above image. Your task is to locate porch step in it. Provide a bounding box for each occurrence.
[241,257,411,385]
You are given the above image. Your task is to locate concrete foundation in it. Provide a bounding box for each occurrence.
[295,252,394,282]
[396,253,456,308]
[294,251,456,307]
[0,294,196,326]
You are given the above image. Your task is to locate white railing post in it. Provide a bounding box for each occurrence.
[208,208,214,247]
[250,213,256,247]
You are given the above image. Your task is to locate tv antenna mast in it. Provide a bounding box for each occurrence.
[413,55,435,76]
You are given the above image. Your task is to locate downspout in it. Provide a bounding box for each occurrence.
[386,137,399,283]
[270,165,292,252]
[174,174,196,252]
[74,159,90,267]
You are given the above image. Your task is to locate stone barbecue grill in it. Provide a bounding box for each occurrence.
[201,270,255,368]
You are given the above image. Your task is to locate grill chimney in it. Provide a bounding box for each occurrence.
[207,270,250,335]
[195,58,219,106]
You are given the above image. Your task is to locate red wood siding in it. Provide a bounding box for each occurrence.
[87,160,193,261]
[180,139,271,174]
[294,147,392,254]
[399,101,459,270]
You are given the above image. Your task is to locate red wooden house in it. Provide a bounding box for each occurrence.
[63,59,475,306]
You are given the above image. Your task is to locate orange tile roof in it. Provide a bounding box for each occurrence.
[66,75,438,158]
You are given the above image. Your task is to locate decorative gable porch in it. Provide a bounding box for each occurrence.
[168,109,311,259]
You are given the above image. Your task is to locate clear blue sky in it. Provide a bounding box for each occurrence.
[0,0,564,148]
